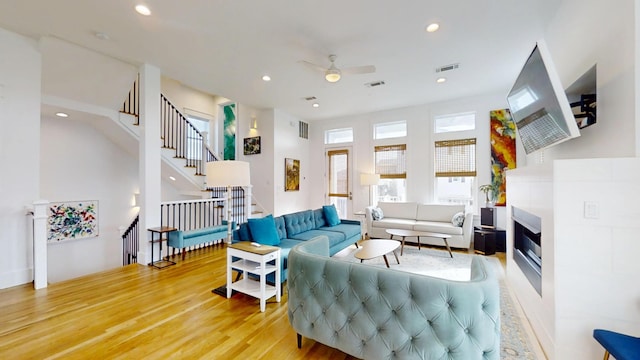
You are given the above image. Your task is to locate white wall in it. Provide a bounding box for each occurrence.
[309,92,514,220]
[0,28,42,289]
[40,116,139,283]
[538,0,636,162]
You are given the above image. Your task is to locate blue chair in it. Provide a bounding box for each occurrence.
[593,329,640,360]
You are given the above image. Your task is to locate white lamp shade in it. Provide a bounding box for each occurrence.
[360,173,380,186]
[206,161,251,187]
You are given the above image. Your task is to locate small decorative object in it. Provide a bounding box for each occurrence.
[48,200,99,242]
[243,136,261,155]
[285,158,300,191]
[479,184,497,207]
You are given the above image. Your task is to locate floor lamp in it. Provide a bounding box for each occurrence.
[360,173,380,207]
[206,160,251,244]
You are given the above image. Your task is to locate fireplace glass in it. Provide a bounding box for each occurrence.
[512,206,542,295]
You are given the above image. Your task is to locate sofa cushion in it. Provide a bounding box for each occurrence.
[413,220,464,235]
[378,202,417,219]
[323,204,341,226]
[236,223,252,241]
[313,208,327,228]
[248,215,280,245]
[416,204,465,222]
[284,210,316,236]
[289,229,345,247]
[372,218,416,231]
[318,223,360,240]
[274,216,287,240]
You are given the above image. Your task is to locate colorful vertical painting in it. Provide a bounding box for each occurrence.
[223,103,236,160]
[490,109,517,206]
[285,158,300,191]
[48,201,99,242]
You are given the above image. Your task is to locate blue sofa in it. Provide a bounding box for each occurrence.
[288,236,501,359]
[168,223,230,260]
[232,207,361,284]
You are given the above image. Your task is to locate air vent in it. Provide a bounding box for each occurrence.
[365,81,386,88]
[436,63,460,73]
[303,96,317,101]
[299,121,309,139]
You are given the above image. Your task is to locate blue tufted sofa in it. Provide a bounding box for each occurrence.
[287,236,500,360]
[233,208,361,284]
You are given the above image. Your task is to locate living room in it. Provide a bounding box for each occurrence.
[1,0,639,359]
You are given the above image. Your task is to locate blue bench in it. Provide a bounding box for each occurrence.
[168,224,230,260]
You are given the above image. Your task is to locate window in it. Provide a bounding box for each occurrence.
[186,116,209,160]
[434,112,475,133]
[434,138,476,205]
[374,121,407,139]
[325,128,353,144]
[374,144,407,203]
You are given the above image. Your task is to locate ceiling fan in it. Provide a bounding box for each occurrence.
[300,54,376,83]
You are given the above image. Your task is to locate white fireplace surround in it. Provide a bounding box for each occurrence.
[506,158,640,360]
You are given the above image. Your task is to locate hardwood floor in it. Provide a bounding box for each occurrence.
[0,243,514,360]
[0,244,354,359]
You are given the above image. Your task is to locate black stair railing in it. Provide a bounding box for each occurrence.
[120,73,139,124]
[121,215,139,265]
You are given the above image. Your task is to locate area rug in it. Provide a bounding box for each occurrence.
[333,245,539,360]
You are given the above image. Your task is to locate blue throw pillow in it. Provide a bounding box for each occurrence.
[323,205,341,227]
[248,214,280,245]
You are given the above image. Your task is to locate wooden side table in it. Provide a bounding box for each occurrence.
[148,227,177,269]
[227,242,281,312]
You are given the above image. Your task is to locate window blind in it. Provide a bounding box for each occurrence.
[374,144,406,179]
[434,138,476,177]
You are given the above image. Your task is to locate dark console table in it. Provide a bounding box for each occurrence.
[474,226,506,255]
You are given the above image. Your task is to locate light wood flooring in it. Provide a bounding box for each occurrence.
[0,242,541,359]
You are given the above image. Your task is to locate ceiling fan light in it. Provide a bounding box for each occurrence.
[325,69,341,82]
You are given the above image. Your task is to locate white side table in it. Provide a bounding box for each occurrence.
[226,242,281,312]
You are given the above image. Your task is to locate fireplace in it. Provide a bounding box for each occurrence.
[512,206,542,295]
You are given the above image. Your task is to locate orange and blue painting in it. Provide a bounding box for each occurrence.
[490,109,517,206]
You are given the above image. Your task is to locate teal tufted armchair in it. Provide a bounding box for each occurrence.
[287,236,500,360]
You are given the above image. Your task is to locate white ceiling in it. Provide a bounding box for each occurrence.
[0,0,561,121]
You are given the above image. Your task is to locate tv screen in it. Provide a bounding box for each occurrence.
[507,41,580,154]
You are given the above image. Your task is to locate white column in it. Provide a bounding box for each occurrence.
[201,130,208,178]
[137,64,162,266]
[32,200,49,289]
[244,185,252,220]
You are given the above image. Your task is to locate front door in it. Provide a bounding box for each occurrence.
[326,147,352,218]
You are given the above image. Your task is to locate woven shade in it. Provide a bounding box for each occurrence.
[434,138,477,177]
[375,144,406,179]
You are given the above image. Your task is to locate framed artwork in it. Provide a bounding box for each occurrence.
[490,109,517,206]
[285,158,300,191]
[243,136,261,155]
[222,103,236,160]
[48,200,99,242]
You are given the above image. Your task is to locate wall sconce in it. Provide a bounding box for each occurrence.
[133,193,140,207]
[251,116,258,129]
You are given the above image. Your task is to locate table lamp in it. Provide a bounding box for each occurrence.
[206,161,251,244]
[360,173,380,207]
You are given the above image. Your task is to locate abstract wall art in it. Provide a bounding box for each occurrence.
[48,201,99,242]
[285,158,300,191]
[243,136,261,155]
[490,109,517,206]
[222,103,236,160]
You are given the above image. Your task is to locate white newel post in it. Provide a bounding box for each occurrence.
[32,200,49,289]
[244,185,252,221]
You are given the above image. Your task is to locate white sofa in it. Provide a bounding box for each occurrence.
[365,202,473,249]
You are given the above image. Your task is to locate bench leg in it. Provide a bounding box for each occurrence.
[182,249,186,261]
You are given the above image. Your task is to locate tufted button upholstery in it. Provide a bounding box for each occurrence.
[287,236,500,360]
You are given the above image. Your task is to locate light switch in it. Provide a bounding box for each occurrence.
[584,201,599,219]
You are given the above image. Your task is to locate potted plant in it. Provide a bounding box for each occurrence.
[479,184,497,207]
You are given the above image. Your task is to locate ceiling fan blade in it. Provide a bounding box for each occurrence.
[298,60,326,72]
[342,65,376,75]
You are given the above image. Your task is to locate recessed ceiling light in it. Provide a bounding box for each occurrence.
[262,75,271,81]
[169,176,176,181]
[426,23,440,33]
[312,103,319,108]
[55,112,68,118]
[135,4,151,16]
[436,77,447,83]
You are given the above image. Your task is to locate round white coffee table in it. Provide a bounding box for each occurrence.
[354,239,401,268]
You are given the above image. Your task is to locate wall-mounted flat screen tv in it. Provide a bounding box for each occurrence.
[507,41,581,154]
